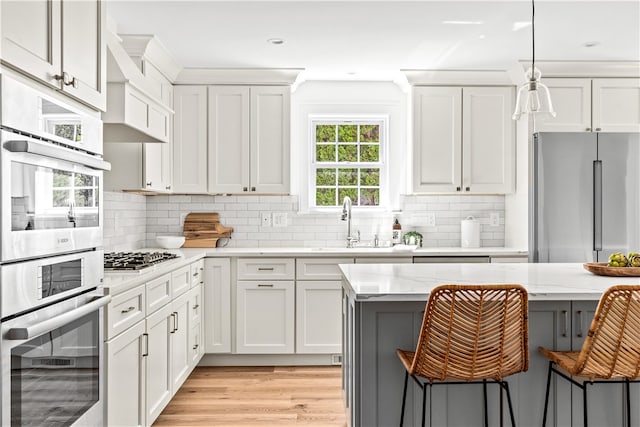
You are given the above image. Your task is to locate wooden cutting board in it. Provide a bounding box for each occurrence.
[183,212,233,248]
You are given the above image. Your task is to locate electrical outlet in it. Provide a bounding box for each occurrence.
[425,212,436,227]
[490,212,500,227]
[260,212,272,227]
[272,212,288,228]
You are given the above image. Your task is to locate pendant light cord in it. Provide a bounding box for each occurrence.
[531,0,535,74]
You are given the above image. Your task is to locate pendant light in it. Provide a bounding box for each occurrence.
[512,0,556,120]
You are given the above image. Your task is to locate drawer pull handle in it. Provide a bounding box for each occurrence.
[576,310,584,338]
[193,272,199,277]
[193,304,200,310]
[257,267,274,271]
[258,284,274,287]
[121,306,136,314]
[142,333,149,357]
[561,310,568,337]
[193,344,199,350]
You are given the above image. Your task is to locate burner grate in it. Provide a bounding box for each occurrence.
[104,252,179,271]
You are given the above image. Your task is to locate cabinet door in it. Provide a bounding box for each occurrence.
[106,320,146,427]
[145,303,172,425]
[171,265,191,298]
[250,86,291,193]
[571,301,625,427]
[413,86,462,192]
[1,0,62,89]
[143,143,165,192]
[236,280,294,353]
[170,291,190,394]
[536,78,592,132]
[204,258,231,353]
[208,86,250,193]
[514,301,572,427]
[190,259,204,288]
[296,281,342,354]
[61,0,106,110]
[462,86,515,193]
[592,78,640,133]
[188,285,203,367]
[173,86,208,193]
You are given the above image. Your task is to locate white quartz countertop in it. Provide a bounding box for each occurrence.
[102,246,527,295]
[339,262,640,302]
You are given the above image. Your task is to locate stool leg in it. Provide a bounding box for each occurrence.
[626,379,631,427]
[503,381,516,427]
[483,379,489,427]
[399,371,408,427]
[500,379,504,427]
[542,362,553,427]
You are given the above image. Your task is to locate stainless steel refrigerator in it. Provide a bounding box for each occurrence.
[530,132,640,262]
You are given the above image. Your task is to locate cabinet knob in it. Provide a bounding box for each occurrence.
[54,72,78,88]
[251,187,256,192]
[586,128,591,131]
[243,187,248,192]
[465,187,470,192]
[165,185,171,190]
[146,182,152,187]
[66,76,79,88]
[595,128,602,132]
[456,187,461,192]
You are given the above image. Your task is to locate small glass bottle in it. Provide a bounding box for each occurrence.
[392,218,402,245]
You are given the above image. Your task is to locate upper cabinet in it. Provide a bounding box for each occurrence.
[173,86,208,193]
[413,86,515,194]
[1,0,106,111]
[536,78,640,133]
[208,85,290,194]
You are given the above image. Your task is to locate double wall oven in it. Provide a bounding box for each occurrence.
[0,74,110,426]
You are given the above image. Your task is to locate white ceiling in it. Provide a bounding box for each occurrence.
[107,0,640,79]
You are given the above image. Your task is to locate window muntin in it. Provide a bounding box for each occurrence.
[312,120,385,208]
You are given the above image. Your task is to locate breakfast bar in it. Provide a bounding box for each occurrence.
[340,263,640,427]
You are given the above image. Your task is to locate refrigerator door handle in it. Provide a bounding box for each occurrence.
[593,160,603,252]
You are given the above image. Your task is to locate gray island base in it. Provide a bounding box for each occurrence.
[340,263,640,427]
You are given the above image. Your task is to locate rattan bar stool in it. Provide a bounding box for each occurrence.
[539,285,640,427]
[396,284,529,427]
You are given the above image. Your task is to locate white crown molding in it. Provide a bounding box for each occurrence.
[401,69,514,86]
[119,34,182,82]
[517,60,640,78]
[175,68,304,85]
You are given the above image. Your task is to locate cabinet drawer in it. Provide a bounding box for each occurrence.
[237,258,295,280]
[146,273,172,314]
[106,284,146,340]
[171,265,191,298]
[296,258,354,280]
[190,259,204,288]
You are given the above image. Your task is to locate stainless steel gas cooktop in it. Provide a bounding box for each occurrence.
[104,252,179,271]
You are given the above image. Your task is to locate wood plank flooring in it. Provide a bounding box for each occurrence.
[153,366,347,426]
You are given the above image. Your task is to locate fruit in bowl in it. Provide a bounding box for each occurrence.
[156,235,185,249]
[608,252,628,267]
[629,252,640,268]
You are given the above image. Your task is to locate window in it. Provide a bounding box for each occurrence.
[52,171,99,209]
[311,118,386,209]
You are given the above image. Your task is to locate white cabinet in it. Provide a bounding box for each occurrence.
[204,258,231,353]
[173,86,208,193]
[190,259,204,288]
[171,265,191,299]
[169,291,191,395]
[106,320,146,427]
[237,257,295,280]
[1,0,106,110]
[145,302,173,425]
[296,281,342,354]
[413,86,515,194]
[146,273,172,314]
[188,285,204,366]
[103,141,173,192]
[236,280,295,354]
[537,78,640,133]
[106,284,145,339]
[208,85,291,194]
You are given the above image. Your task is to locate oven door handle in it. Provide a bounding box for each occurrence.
[3,139,111,171]
[6,294,111,340]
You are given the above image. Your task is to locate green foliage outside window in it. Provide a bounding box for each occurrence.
[316,188,336,206]
[337,145,357,162]
[360,145,379,162]
[338,169,358,186]
[316,125,335,142]
[316,145,335,162]
[316,168,336,186]
[360,168,380,186]
[338,125,358,142]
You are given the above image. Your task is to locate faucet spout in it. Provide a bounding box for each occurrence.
[341,196,358,248]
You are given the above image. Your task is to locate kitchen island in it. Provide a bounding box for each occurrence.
[340,263,640,427]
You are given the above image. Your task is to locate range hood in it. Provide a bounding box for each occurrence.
[103,30,173,143]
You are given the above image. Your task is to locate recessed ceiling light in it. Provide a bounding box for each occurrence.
[583,41,600,48]
[267,38,284,45]
[442,20,483,25]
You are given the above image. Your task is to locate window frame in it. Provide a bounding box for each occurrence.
[308,115,388,212]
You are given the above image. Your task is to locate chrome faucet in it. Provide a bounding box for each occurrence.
[341,196,359,248]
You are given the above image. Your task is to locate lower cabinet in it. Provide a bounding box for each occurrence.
[188,284,204,366]
[106,320,146,427]
[145,302,173,424]
[204,258,231,353]
[236,280,295,353]
[296,281,342,354]
[169,291,191,394]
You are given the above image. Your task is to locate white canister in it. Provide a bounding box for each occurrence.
[461,216,480,248]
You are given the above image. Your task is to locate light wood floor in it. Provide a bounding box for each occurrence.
[153,366,347,426]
